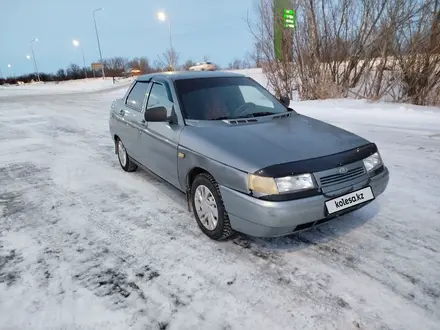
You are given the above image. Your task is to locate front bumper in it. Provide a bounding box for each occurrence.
[220,166,389,238]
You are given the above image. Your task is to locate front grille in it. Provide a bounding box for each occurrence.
[319,166,365,186]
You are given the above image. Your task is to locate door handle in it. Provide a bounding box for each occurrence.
[119,110,125,116]
[140,119,146,126]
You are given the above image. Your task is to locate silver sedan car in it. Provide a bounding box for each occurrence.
[109,71,389,240]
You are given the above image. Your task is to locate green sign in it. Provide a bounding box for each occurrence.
[283,9,296,28]
[274,0,296,61]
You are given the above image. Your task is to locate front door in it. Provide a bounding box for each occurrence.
[138,81,182,188]
[118,81,151,159]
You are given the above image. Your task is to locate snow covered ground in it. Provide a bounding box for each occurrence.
[0,77,133,98]
[0,69,439,330]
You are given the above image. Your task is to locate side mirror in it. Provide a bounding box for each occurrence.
[279,95,290,107]
[145,106,169,122]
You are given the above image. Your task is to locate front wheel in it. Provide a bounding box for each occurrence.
[190,173,234,240]
[117,139,137,172]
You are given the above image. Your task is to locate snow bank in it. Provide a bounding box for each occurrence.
[0,77,134,98]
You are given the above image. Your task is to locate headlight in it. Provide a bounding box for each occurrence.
[248,173,315,194]
[363,152,383,172]
[275,174,315,193]
[248,174,279,195]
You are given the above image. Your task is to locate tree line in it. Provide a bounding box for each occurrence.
[0,52,254,86]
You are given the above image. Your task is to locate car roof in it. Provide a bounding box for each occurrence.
[135,70,245,82]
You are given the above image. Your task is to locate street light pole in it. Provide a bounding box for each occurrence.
[168,19,174,71]
[7,64,15,78]
[168,19,173,54]
[73,39,88,78]
[30,38,40,81]
[157,11,174,71]
[26,55,33,77]
[80,47,87,78]
[93,8,105,79]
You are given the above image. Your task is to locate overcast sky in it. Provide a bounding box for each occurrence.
[1,0,255,76]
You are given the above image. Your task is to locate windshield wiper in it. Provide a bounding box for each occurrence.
[211,115,255,120]
[211,112,278,120]
[229,112,276,119]
[211,116,230,120]
[247,112,276,117]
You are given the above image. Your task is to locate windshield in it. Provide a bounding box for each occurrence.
[174,76,289,120]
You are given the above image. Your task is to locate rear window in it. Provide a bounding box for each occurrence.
[126,81,150,111]
[174,77,287,120]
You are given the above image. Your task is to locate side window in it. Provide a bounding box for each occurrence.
[239,85,274,108]
[125,81,150,111]
[146,83,173,112]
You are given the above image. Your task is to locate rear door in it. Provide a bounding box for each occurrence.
[137,80,183,188]
[116,80,151,159]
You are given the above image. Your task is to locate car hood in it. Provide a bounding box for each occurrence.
[179,114,370,173]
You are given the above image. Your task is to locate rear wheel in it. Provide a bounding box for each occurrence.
[117,139,137,172]
[190,172,234,240]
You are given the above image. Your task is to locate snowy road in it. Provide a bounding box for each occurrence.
[1,81,440,330]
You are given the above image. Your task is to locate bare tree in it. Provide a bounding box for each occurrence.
[394,0,440,105]
[56,69,66,81]
[103,57,128,76]
[247,0,440,105]
[128,57,153,74]
[157,47,180,71]
[66,64,83,80]
[246,41,264,68]
[246,0,299,98]
[227,58,248,70]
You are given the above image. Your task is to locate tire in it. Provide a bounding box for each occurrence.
[190,172,234,241]
[116,138,137,172]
